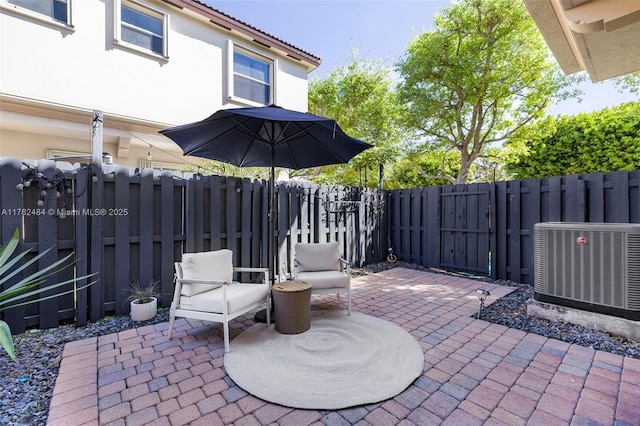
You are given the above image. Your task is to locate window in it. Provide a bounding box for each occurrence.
[4,0,70,25]
[115,0,167,58]
[138,160,182,171]
[231,45,273,105]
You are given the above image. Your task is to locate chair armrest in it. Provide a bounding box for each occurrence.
[233,267,269,273]
[176,278,228,286]
[339,258,350,268]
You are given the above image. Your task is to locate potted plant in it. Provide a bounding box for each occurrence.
[127,280,160,322]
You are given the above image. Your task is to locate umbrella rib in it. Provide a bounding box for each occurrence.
[232,117,277,167]
[280,123,354,167]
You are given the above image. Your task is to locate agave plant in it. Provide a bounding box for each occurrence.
[0,228,96,360]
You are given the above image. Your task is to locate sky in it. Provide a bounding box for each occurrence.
[212,0,637,116]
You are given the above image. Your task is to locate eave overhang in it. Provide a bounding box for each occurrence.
[523,0,640,82]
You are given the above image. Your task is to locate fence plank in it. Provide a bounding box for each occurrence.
[114,166,131,315]
[0,158,25,332]
[547,176,562,221]
[209,176,222,250]
[277,182,289,279]
[139,169,154,293]
[495,181,508,280]
[606,171,629,222]
[160,171,174,307]
[75,167,90,326]
[489,184,497,280]
[519,178,540,284]
[261,179,270,275]
[509,180,522,283]
[250,179,262,268]
[391,191,400,260]
[36,160,59,329]
[299,184,311,244]
[89,163,104,322]
[240,178,252,269]
[564,174,585,222]
[227,177,239,262]
[410,188,421,265]
[585,173,605,222]
[316,186,328,243]
[630,170,640,223]
[425,186,440,268]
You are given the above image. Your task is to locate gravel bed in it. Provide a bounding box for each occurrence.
[1,262,639,425]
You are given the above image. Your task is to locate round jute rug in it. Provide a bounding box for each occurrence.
[224,311,424,409]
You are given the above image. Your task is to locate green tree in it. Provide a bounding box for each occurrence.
[506,102,640,178]
[396,0,581,184]
[308,58,406,188]
[613,71,640,95]
[386,149,460,189]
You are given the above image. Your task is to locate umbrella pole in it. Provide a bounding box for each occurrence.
[255,148,277,323]
[269,152,276,288]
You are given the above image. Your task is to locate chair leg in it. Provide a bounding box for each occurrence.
[266,297,271,325]
[223,321,230,353]
[347,290,351,315]
[168,310,176,339]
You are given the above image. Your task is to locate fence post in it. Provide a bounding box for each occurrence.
[89,111,104,322]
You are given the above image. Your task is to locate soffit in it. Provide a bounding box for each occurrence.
[523,0,640,82]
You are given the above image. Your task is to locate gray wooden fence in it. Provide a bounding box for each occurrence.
[388,169,640,285]
[3,155,637,332]
[0,158,385,333]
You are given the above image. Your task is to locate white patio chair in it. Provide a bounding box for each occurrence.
[169,249,270,352]
[293,242,351,314]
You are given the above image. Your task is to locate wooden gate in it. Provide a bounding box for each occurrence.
[440,183,496,277]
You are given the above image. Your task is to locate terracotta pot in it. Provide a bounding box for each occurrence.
[130,297,157,322]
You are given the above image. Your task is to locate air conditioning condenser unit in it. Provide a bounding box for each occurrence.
[534,222,640,320]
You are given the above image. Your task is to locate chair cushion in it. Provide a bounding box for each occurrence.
[295,242,340,273]
[178,284,269,314]
[180,250,233,296]
[297,271,348,290]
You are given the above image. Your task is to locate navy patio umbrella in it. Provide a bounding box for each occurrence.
[160,104,372,318]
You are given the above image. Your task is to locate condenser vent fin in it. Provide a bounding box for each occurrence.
[628,234,640,310]
[534,227,545,294]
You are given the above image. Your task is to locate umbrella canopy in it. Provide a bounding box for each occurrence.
[160,104,371,300]
[159,104,372,170]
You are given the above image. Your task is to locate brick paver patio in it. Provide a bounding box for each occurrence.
[47,268,640,425]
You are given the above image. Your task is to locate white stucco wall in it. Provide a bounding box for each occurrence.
[0,0,311,165]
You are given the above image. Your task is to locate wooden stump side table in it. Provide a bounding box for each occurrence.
[272,280,312,334]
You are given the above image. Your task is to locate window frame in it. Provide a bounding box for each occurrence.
[1,0,73,29]
[228,41,275,106]
[114,0,168,60]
